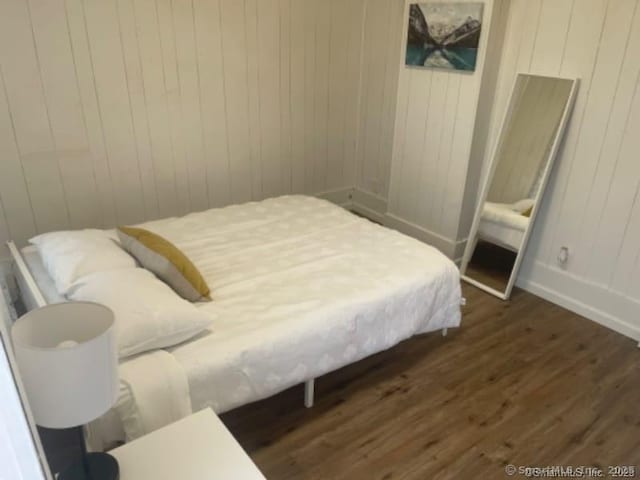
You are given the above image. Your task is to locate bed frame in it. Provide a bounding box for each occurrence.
[7,242,46,311]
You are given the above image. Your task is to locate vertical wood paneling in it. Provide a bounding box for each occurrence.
[548,0,636,275]
[220,0,254,203]
[173,0,208,212]
[117,0,160,220]
[84,0,146,225]
[378,0,405,197]
[416,72,447,227]
[357,0,404,197]
[610,182,640,295]
[65,0,118,227]
[0,0,368,251]
[514,0,542,74]
[131,0,180,218]
[313,1,331,194]
[0,0,70,233]
[529,0,574,75]
[441,74,482,238]
[279,0,292,194]
[432,74,460,231]
[326,0,348,190]
[0,71,38,246]
[289,0,306,194]
[400,71,432,223]
[303,0,317,193]
[342,0,366,189]
[388,12,411,215]
[193,0,230,208]
[358,0,387,194]
[528,0,608,263]
[257,0,282,198]
[245,0,262,200]
[588,78,640,285]
[576,3,640,277]
[29,0,102,229]
[484,0,640,332]
[629,230,640,296]
[156,0,190,214]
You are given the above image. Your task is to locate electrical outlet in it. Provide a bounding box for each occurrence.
[557,246,569,266]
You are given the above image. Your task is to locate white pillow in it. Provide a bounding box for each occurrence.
[30,230,136,295]
[67,269,212,358]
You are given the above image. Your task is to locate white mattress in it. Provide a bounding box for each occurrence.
[23,196,461,414]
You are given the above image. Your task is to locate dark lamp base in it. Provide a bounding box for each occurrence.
[58,452,119,480]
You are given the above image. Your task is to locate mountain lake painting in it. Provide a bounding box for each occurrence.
[406,2,483,72]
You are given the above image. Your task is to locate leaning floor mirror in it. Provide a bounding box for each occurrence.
[461,73,579,300]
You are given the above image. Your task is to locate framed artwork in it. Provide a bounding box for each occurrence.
[405,2,484,72]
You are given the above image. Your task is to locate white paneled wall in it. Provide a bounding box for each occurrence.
[485,0,640,338]
[0,0,366,252]
[355,0,405,198]
[2,0,638,338]
[384,0,504,255]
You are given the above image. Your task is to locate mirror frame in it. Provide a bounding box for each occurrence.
[461,73,580,300]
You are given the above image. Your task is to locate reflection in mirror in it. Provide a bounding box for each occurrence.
[461,74,579,299]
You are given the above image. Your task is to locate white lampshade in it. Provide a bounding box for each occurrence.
[11,302,118,429]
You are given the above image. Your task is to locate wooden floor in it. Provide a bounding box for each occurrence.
[223,284,640,479]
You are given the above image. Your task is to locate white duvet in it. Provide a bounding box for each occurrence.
[478,200,532,251]
[134,195,461,414]
[481,200,532,232]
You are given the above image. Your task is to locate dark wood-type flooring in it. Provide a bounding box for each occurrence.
[223,284,640,479]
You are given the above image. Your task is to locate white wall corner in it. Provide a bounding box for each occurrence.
[456,0,511,242]
[350,188,388,224]
[350,188,460,260]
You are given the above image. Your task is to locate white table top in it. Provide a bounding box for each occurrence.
[110,408,266,480]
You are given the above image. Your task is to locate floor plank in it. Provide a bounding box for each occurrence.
[222,285,640,479]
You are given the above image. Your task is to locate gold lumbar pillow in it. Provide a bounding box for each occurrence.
[522,206,533,218]
[117,226,211,302]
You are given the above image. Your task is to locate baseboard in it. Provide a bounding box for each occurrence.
[516,261,640,342]
[383,213,460,259]
[453,238,468,264]
[349,188,460,259]
[350,189,387,224]
[315,188,354,207]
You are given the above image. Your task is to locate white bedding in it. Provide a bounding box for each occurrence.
[22,246,65,305]
[479,201,531,251]
[21,196,461,436]
[138,196,461,413]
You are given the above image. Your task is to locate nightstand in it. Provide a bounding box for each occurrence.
[109,408,266,479]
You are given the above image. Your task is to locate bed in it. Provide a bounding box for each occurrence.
[9,195,462,447]
[477,200,532,252]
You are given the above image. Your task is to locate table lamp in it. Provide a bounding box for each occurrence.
[11,302,120,480]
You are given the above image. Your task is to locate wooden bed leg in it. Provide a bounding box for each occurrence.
[304,379,315,408]
[442,328,448,337]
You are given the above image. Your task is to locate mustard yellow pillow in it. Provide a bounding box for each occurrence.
[117,226,211,302]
